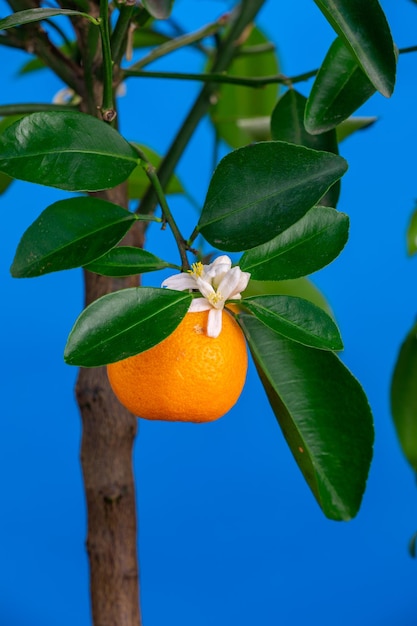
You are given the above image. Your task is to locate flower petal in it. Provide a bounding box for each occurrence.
[161,273,196,291]
[211,255,232,270]
[233,270,251,296]
[205,255,232,287]
[189,297,211,312]
[207,308,222,338]
[195,276,216,300]
[216,266,244,300]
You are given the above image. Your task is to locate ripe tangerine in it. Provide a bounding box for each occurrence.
[107,309,247,422]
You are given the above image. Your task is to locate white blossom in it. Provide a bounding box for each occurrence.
[161,255,250,338]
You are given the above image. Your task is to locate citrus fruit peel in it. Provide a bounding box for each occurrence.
[107,309,248,423]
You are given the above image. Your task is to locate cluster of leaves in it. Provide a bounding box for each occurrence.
[0,0,397,521]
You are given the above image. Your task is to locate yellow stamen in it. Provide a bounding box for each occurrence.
[208,291,223,306]
[189,261,204,277]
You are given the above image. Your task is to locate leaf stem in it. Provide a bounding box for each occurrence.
[0,102,79,115]
[98,0,116,121]
[127,14,228,71]
[123,68,314,87]
[133,145,190,270]
[111,4,136,67]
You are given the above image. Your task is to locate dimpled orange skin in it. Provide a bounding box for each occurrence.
[106,309,248,423]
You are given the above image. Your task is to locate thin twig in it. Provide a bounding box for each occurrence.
[133,144,190,270]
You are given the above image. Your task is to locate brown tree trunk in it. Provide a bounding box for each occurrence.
[76,186,144,625]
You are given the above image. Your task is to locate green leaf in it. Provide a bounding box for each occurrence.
[336,116,377,142]
[0,111,139,191]
[305,38,377,134]
[312,0,396,97]
[271,89,337,151]
[0,171,12,195]
[198,141,347,252]
[0,8,97,29]
[391,321,417,472]
[84,246,174,276]
[210,27,279,148]
[11,197,137,278]
[242,277,333,315]
[128,145,183,199]
[142,0,174,19]
[407,205,417,256]
[239,314,374,520]
[240,206,349,281]
[64,287,192,367]
[271,89,340,206]
[0,115,25,132]
[241,295,343,350]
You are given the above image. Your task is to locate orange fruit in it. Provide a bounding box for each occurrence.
[107,309,247,422]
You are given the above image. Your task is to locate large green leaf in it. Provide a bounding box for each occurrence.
[240,206,349,281]
[271,89,340,206]
[197,141,347,252]
[241,295,342,350]
[210,27,279,148]
[128,145,183,199]
[64,287,192,367]
[239,314,373,520]
[0,8,97,30]
[0,112,139,191]
[242,277,333,315]
[84,246,175,276]
[391,321,417,472]
[11,197,137,278]
[313,0,396,97]
[305,38,377,134]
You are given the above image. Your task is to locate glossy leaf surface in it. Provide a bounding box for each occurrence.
[305,38,376,134]
[239,314,373,520]
[64,287,192,367]
[11,198,136,278]
[142,0,174,19]
[210,27,278,148]
[243,278,332,315]
[84,247,174,276]
[0,112,138,191]
[240,206,349,280]
[0,8,96,30]
[128,145,183,199]
[198,142,347,252]
[242,295,342,350]
[271,89,339,206]
[313,0,396,97]
[391,321,417,472]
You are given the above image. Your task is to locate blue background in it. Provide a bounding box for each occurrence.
[2,1,417,624]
